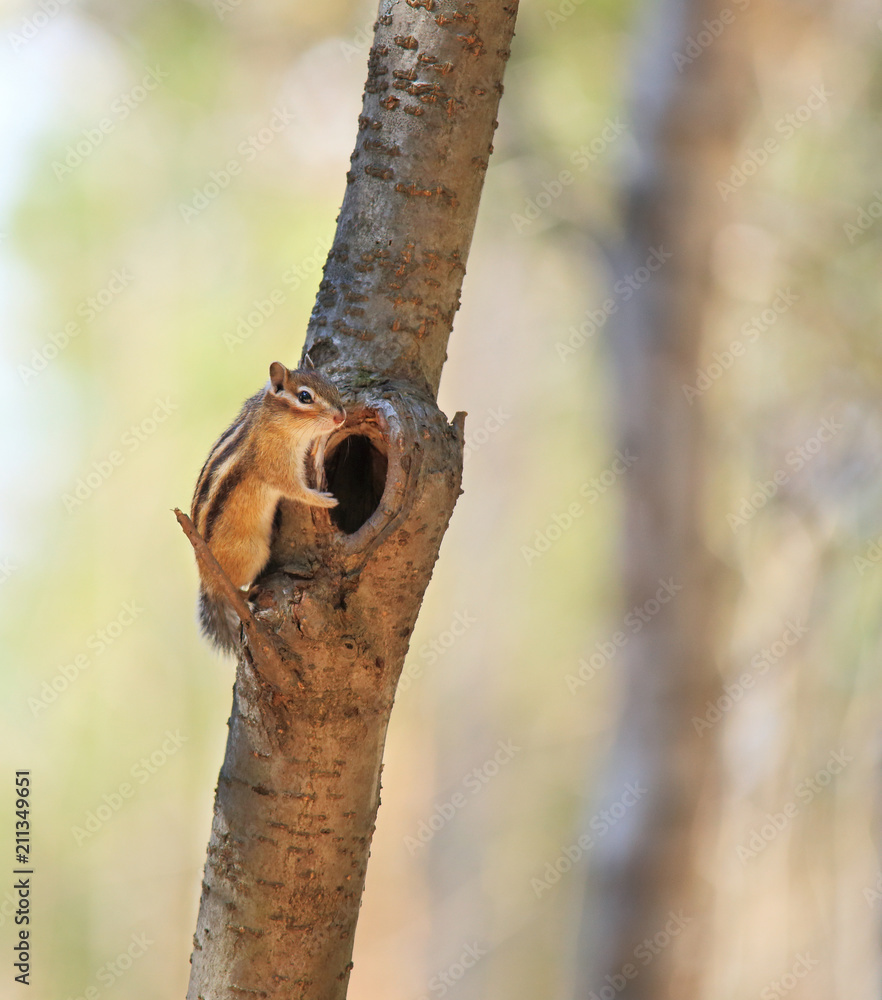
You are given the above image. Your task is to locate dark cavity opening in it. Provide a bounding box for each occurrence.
[325,434,388,534]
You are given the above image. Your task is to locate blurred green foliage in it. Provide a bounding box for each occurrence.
[2,0,882,998]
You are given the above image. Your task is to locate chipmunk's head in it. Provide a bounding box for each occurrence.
[268,361,346,431]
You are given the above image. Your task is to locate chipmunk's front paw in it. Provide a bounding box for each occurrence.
[309,490,339,509]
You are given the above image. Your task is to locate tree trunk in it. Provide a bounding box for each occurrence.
[575,1,755,998]
[186,3,518,997]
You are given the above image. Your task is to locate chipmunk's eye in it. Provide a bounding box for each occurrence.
[297,390,313,404]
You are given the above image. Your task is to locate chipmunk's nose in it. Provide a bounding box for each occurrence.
[333,410,346,426]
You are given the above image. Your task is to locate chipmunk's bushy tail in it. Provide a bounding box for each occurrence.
[198,586,241,654]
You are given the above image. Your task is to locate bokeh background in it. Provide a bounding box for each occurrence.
[1,0,881,997]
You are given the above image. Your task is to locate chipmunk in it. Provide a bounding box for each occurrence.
[191,361,346,652]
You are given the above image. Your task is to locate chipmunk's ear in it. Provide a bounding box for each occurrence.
[269,362,287,393]
[303,352,315,370]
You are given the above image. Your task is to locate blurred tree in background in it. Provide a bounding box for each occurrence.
[574,0,756,997]
[1,0,881,998]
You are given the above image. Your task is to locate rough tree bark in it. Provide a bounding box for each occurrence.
[185,3,518,998]
[575,1,755,998]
